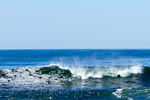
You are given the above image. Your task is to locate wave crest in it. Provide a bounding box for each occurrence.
[60,65,143,79]
[0,64,144,80]
[0,64,148,89]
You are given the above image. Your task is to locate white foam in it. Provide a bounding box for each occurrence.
[128,97,133,100]
[61,65,143,79]
[0,66,65,89]
[112,88,123,98]
[0,64,143,89]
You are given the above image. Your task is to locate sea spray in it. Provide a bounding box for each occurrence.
[61,64,143,79]
[0,64,148,90]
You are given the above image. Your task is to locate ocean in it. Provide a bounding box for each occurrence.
[0,49,150,100]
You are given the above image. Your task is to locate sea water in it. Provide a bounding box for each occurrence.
[0,49,150,100]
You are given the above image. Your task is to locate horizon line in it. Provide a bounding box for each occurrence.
[0,48,150,50]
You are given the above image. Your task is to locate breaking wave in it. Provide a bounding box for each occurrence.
[1,64,150,89]
[0,64,147,80]
[0,64,145,80]
[60,64,143,79]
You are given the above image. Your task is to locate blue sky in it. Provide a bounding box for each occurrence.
[0,0,150,49]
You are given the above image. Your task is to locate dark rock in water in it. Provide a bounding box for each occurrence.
[14,75,17,77]
[117,75,121,78]
[0,70,6,78]
[143,67,150,76]
[36,66,72,78]
[39,76,42,79]
[11,69,18,72]
[25,69,29,72]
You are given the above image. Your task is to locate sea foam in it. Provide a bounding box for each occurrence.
[61,65,143,79]
[0,64,144,89]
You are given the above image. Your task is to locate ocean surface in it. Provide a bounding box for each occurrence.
[0,49,150,100]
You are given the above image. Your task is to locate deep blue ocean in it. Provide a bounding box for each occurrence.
[0,49,150,100]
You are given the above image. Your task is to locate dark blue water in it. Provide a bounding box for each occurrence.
[1,49,150,68]
[0,49,150,100]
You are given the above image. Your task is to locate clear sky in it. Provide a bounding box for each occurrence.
[0,0,150,49]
